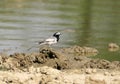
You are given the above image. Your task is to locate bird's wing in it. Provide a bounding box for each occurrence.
[45,37,56,42]
[38,37,57,45]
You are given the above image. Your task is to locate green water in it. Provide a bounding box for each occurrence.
[0,0,120,61]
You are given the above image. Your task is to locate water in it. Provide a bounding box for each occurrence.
[0,0,120,61]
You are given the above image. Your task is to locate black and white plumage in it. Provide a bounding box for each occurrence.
[38,32,61,45]
[27,32,61,50]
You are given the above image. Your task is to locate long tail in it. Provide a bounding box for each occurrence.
[38,41,47,45]
[27,45,37,51]
[27,41,45,51]
[39,41,44,44]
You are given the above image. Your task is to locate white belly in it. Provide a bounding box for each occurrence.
[45,37,57,45]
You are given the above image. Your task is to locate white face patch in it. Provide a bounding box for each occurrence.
[55,32,61,35]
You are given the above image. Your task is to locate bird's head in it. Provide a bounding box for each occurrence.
[53,32,61,37]
[53,32,61,42]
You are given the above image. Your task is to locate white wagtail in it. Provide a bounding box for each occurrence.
[38,32,61,45]
[27,32,61,50]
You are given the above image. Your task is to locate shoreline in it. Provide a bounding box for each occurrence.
[0,46,120,84]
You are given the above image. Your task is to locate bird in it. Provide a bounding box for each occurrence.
[27,32,61,50]
[38,32,61,46]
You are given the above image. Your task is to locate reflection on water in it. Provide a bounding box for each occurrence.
[0,0,120,61]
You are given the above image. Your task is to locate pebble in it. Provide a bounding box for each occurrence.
[85,69,92,74]
[104,72,109,76]
[36,68,40,73]
[108,43,119,48]
[85,69,97,74]
[92,69,97,73]
[111,72,116,76]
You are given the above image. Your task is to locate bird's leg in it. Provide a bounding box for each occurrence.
[40,45,50,50]
[47,44,52,51]
[39,45,47,52]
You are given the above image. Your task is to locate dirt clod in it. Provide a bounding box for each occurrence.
[0,46,120,84]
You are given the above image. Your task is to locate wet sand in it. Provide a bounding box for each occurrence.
[0,46,120,84]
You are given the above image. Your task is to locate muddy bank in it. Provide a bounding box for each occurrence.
[0,46,119,71]
[0,66,120,84]
[0,46,120,84]
[61,45,98,56]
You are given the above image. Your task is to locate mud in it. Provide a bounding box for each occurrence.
[0,46,119,71]
[0,46,120,84]
[61,45,99,56]
[108,43,120,52]
[0,66,120,84]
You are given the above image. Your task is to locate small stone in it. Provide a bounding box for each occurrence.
[86,69,92,74]
[108,43,119,48]
[92,69,97,73]
[29,66,36,73]
[111,72,116,76]
[108,43,119,51]
[36,68,40,73]
[104,72,109,76]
